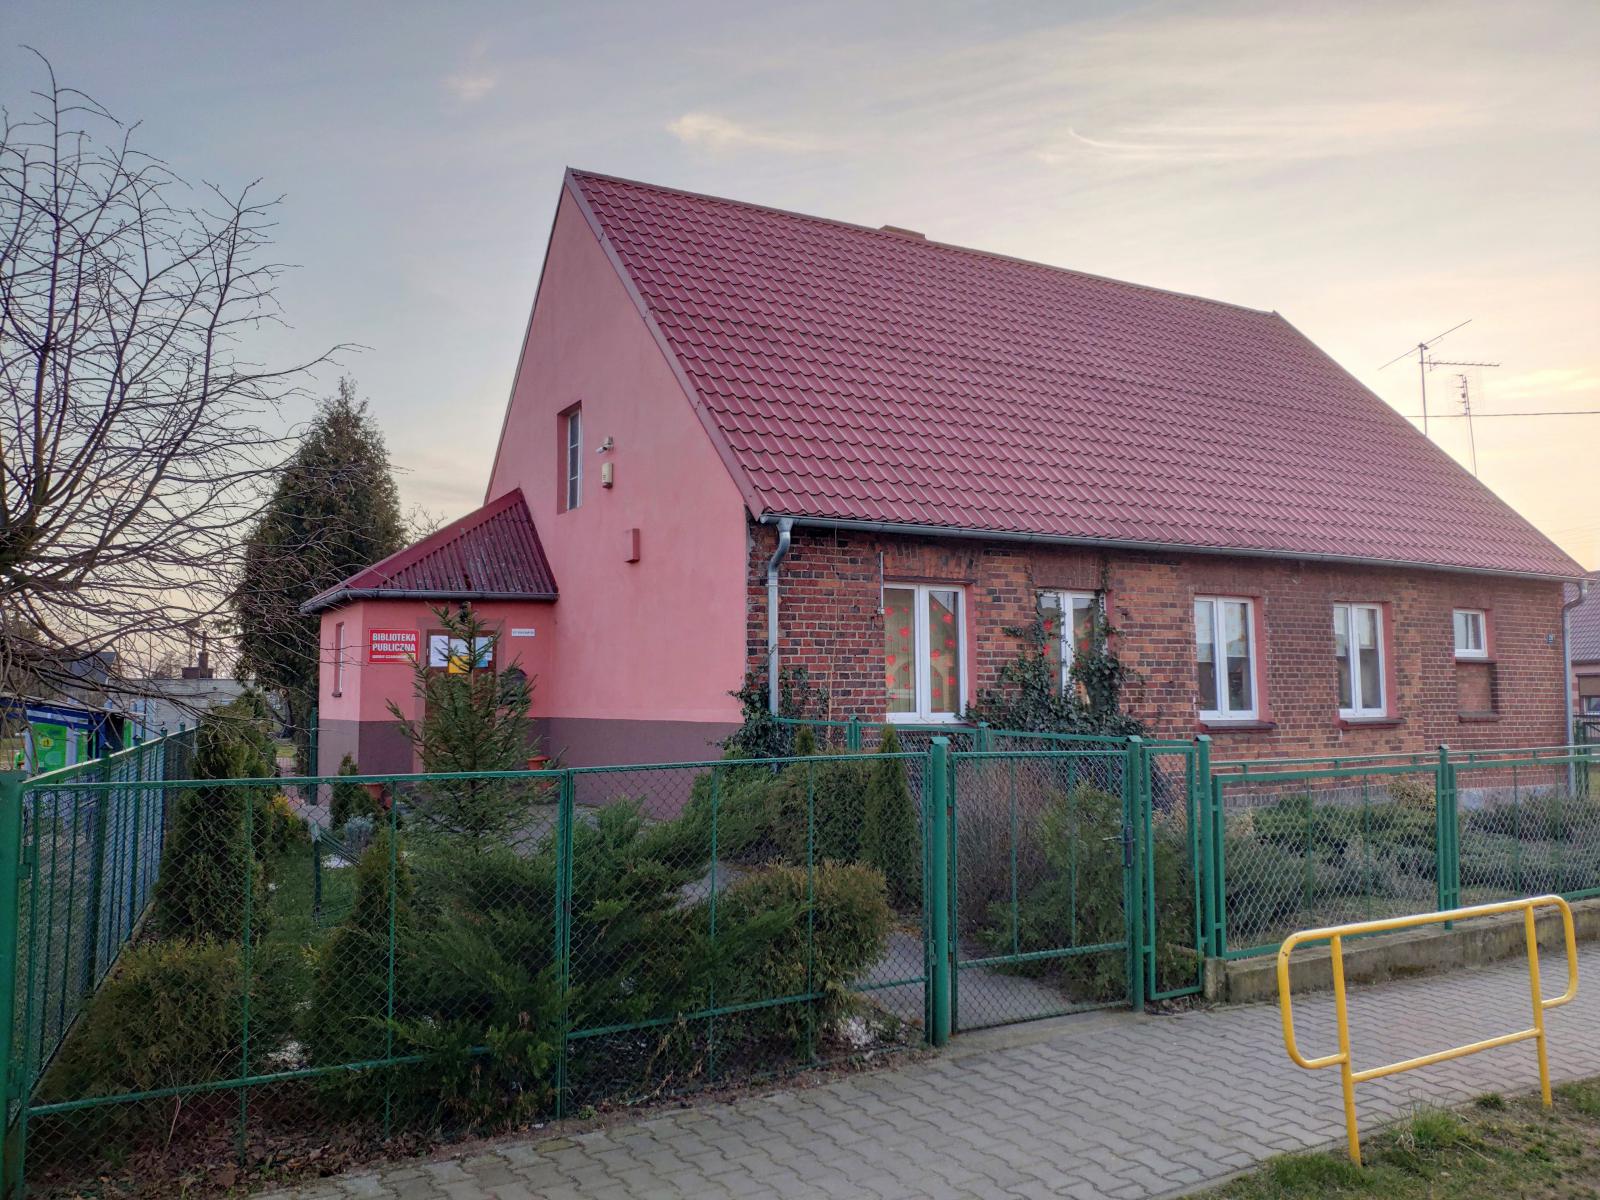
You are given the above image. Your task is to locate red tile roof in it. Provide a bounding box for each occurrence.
[568,170,1581,580]
[1571,575,1600,663]
[301,489,556,614]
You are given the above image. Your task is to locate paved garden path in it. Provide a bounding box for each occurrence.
[257,943,1600,1200]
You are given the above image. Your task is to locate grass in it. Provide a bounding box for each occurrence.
[262,840,358,946]
[1203,1081,1600,1198]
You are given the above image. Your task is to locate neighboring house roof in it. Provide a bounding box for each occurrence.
[565,169,1581,580]
[1570,574,1600,663]
[301,489,557,615]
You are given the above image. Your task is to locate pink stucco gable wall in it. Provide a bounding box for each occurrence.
[483,185,749,757]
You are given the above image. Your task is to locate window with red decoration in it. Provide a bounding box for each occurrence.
[882,583,964,722]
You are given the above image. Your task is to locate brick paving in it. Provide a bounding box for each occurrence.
[255,944,1600,1200]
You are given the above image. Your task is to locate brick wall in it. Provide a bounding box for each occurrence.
[747,522,1569,759]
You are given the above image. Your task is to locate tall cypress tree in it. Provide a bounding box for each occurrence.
[233,380,405,756]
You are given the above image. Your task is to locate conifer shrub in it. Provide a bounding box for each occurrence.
[38,938,291,1131]
[152,708,270,942]
[861,726,921,908]
[330,753,371,830]
[304,828,415,1081]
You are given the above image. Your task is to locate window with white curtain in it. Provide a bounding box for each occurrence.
[1334,603,1387,717]
[1453,609,1487,659]
[1194,596,1257,720]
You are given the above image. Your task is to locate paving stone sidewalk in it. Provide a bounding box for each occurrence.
[257,944,1600,1200]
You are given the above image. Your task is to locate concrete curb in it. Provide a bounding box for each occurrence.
[1207,896,1600,1004]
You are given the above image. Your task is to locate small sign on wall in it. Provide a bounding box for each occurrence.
[368,628,420,663]
[510,628,537,638]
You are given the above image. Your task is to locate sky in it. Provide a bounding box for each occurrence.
[6,0,1598,567]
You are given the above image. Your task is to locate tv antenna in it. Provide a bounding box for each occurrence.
[1378,319,1472,435]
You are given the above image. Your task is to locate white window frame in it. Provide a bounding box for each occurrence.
[333,621,346,696]
[883,583,966,723]
[1039,590,1100,692]
[1334,602,1387,718]
[1453,609,1488,659]
[1194,596,1259,721]
[563,407,583,511]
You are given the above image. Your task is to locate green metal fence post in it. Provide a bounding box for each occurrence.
[0,772,28,1198]
[553,770,574,1116]
[236,766,256,1164]
[927,738,951,1048]
[311,828,324,927]
[846,717,862,753]
[1195,736,1216,960]
[307,705,319,776]
[81,752,111,991]
[1435,745,1451,914]
[976,721,991,753]
[1124,737,1146,1011]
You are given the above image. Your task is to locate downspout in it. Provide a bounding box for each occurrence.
[1564,578,1590,760]
[765,518,794,714]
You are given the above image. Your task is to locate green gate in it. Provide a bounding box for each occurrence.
[940,737,1208,1032]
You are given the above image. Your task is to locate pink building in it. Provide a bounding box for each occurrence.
[308,171,1583,775]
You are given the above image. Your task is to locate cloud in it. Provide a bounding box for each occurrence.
[442,36,498,102]
[1036,100,1479,166]
[442,70,497,102]
[666,111,825,154]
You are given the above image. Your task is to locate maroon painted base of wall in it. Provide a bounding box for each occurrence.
[316,716,738,776]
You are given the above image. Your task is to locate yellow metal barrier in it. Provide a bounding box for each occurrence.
[1277,895,1579,1165]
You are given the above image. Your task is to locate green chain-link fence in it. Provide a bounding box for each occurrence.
[5,732,1600,1195]
[1209,743,1600,958]
[0,749,933,1196]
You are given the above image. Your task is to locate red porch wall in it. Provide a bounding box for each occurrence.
[746,523,1570,759]
[315,598,554,776]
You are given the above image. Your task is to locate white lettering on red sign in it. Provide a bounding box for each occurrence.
[368,628,419,663]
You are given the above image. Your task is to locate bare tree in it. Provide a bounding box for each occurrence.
[0,53,338,707]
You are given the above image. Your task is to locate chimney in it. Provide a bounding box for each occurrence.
[879,225,925,240]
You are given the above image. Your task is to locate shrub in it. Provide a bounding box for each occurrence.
[1388,776,1436,810]
[1220,830,1315,942]
[305,829,415,1079]
[978,783,1192,1002]
[258,791,309,859]
[773,757,871,865]
[721,667,829,760]
[153,712,269,941]
[709,861,892,1045]
[861,727,920,908]
[39,938,290,1129]
[330,754,371,829]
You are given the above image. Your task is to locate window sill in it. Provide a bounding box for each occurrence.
[1454,655,1495,664]
[1337,716,1405,730]
[1197,719,1278,733]
[1457,711,1502,723]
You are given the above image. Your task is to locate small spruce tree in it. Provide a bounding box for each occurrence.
[861,726,921,908]
[389,605,538,847]
[153,701,270,941]
[330,753,369,829]
[305,827,414,1078]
